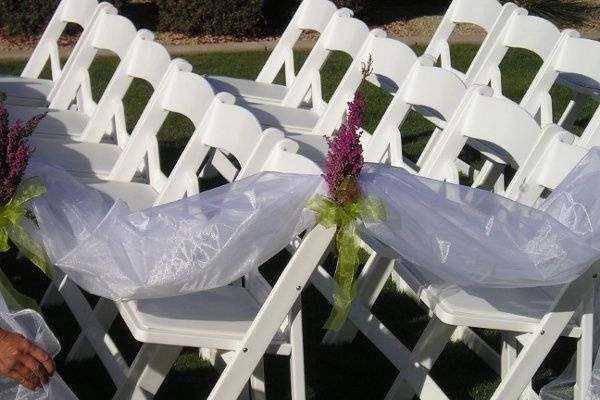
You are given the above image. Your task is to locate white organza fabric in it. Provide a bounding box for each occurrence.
[27,162,324,300]
[0,296,77,400]
[359,158,600,289]
[28,151,600,297]
[25,149,600,399]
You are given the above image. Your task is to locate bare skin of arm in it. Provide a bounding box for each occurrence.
[0,330,55,391]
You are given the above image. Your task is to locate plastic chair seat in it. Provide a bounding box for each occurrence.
[117,286,289,352]
[0,76,52,106]
[558,72,600,100]
[287,133,328,166]
[245,103,320,134]
[394,261,575,334]
[78,178,158,211]
[205,75,288,105]
[7,105,89,137]
[30,137,120,178]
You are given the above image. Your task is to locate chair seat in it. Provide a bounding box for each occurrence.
[395,262,568,333]
[558,73,600,99]
[117,286,289,351]
[287,133,328,166]
[205,75,288,105]
[245,103,320,134]
[78,178,159,211]
[30,137,121,178]
[0,76,52,107]
[7,105,89,138]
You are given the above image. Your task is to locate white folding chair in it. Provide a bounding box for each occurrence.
[30,37,174,182]
[76,124,317,400]
[102,218,336,400]
[0,0,99,107]
[521,32,600,130]
[111,138,323,400]
[4,8,139,140]
[40,71,316,396]
[424,0,516,79]
[321,62,504,368]
[419,8,562,187]
[383,105,598,400]
[205,0,338,106]
[38,66,216,385]
[315,87,596,400]
[229,9,371,135]
[468,31,600,195]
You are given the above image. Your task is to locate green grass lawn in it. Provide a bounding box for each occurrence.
[0,44,594,399]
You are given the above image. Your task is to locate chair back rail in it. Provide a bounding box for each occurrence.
[257,0,338,86]
[21,0,98,81]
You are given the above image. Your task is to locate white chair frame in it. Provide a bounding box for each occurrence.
[0,0,99,106]
[205,0,338,106]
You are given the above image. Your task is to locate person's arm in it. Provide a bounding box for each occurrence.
[0,330,55,391]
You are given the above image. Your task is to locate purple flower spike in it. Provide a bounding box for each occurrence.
[323,92,366,204]
[0,102,46,205]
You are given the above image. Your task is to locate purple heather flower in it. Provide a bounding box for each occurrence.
[0,102,46,205]
[323,92,365,204]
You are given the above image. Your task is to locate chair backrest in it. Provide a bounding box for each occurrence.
[364,57,468,166]
[79,32,172,145]
[504,127,588,206]
[108,60,215,191]
[466,8,561,95]
[155,93,294,205]
[256,0,338,87]
[425,0,514,71]
[21,0,98,81]
[505,99,600,206]
[518,30,600,126]
[311,30,418,136]
[420,86,544,183]
[48,9,138,113]
[259,139,322,175]
[281,8,370,111]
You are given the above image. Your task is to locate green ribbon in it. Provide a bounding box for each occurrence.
[0,178,53,310]
[307,192,385,331]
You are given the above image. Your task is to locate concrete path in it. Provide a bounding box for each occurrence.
[0,32,599,60]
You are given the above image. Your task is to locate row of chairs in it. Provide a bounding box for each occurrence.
[2,0,599,398]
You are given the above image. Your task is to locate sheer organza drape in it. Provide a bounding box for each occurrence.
[25,149,600,398]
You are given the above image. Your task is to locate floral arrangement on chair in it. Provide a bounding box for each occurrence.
[308,57,386,330]
[0,99,51,310]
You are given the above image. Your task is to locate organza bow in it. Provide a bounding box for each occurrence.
[0,178,53,310]
[307,192,385,330]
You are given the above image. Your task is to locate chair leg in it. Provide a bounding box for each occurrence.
[40,281,65,308]
[472,160,505,192]
[311,265,450,400]
[112,344,181,400]
[40,268,71,309]
[490,267,594,400]
[384,316,456,400]
[558,93,587,130]
[67,298,119,362]
[289,300,306,400]
[501,332,519,378]
[575,292,594,400]
[322,255,393,345]
[59,278,128,387]
[136,345,183,396]
[452,326,500,375]
[207,226,335,400]
[250,358,266,400]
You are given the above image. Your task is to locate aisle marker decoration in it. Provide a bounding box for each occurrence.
[307,57,386,331]
[0,97,51,310]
